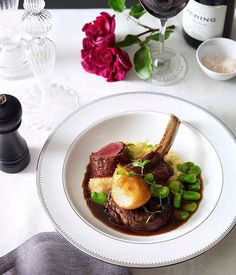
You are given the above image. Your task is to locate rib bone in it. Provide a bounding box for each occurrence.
[155,114,181,158]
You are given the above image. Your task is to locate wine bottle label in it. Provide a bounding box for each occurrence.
[182,0,227,41]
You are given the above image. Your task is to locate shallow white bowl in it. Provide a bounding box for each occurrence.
[63,111,222,244]
[196,38,236,80]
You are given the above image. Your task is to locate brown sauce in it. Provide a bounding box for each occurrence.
[82,165,203,236]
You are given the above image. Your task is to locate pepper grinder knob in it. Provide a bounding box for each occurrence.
[0,94,30,173]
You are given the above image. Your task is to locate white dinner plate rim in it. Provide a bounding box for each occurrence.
[37,91,236,268]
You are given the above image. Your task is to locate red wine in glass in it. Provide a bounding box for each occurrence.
[139,0,189,85]
[140,0,189,19]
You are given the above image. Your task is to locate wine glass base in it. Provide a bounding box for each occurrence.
[148,47,187,86]
[0,38,31,79]
[21,83,79,131]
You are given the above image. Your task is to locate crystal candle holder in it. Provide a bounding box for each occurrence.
[0,0,29,78]
[21,0,79,131]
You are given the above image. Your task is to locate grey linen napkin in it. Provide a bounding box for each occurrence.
[0,232,132,275]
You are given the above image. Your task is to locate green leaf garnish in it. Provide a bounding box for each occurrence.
[131,159,151,174]
[108,0,126,12]
[116,34,141,48]
[126,143,135,147]
[125,170,137,176]
[134,44,152,80]
[129,3,146,19]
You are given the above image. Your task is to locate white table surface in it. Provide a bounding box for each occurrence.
[1,8,236,275]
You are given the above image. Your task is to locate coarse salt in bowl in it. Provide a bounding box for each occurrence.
[196,38,236,81]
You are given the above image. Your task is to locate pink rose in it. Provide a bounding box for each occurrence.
[82,12,115,48]
[81,47,132,82]
[81,12,132,82]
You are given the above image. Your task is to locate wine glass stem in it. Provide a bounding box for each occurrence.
[156,18,167,66]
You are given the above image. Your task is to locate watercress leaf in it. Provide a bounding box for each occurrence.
[142,160,151,166]
[108,0,126,12]
[116,35,141,48]
[134,44,152,80]
[131,160,143,167]
[116,170,123,175]
[129,3,146,19]
[125,170,137,176]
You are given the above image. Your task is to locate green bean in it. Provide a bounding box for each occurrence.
[182,190,201,201]
[169,180,182,193]
[177,162,194,173]
[90,192,107,205]
[183,202,198,212]
[188,165,201,176]
[188,179,201,191]
[174,210,190,220]
[178,173,197,183]
[173,192,182,208]
[150,185,169,199]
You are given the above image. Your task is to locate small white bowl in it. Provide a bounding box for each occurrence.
[196,38,236,80]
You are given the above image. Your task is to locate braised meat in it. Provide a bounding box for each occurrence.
[88,115,181,232]
[104,192,173,231]
[90,142,131,177]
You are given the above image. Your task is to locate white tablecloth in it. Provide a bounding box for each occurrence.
[1,9,236,275]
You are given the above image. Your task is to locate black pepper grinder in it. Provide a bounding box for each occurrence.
[0,94,30,173]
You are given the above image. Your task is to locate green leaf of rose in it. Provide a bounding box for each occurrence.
[108,0,126,12]
[116,35,141,48]
[129,3,146,19]
[134,44,152,80]
[145,29,174,43]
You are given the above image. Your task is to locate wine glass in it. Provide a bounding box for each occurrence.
[140,0,189,85]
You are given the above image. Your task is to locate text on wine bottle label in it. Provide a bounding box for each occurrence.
[182,0,227,41]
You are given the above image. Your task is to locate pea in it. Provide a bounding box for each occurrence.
[174,210,190,220]
[188,179,201,191]
[169,180,182,193]
[178,173,197,183]
[90,192,107,205]
[150,185,169,199]
[177,162,194,173]
[183,202,198,212]
[144,173,155,184]
[182,190,201,201]
[188,165,201,176]
[173,192,182,208]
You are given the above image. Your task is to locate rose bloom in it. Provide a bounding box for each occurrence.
[81,47,132,82]
[82,12,115,48]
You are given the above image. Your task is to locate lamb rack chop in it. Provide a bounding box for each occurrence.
[104,115,181,231]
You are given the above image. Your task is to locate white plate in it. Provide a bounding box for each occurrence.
[37,92,236,268]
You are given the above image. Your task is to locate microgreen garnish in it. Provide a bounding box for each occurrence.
[127,143,135,147]
[125,170,137,176]
[131,159,151,175]
[115,170,123,180]
[142,206,161,224]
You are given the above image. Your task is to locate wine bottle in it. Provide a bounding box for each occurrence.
[182,0,235,48]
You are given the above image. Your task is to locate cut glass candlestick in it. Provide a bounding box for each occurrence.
[0,0,30,78]
[21,0,79,131]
